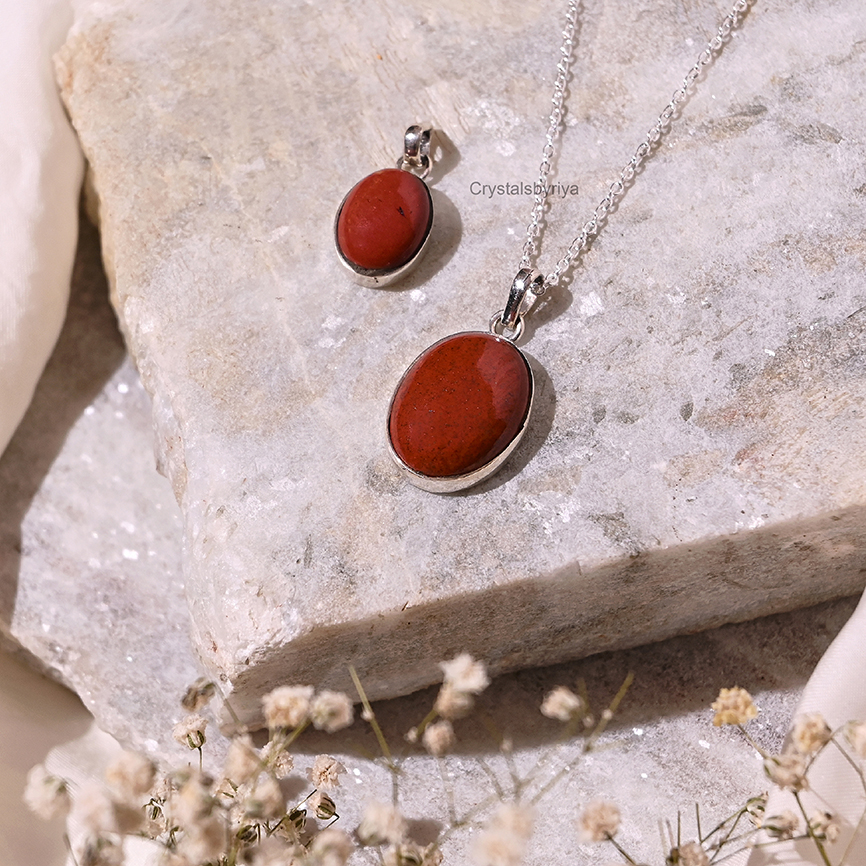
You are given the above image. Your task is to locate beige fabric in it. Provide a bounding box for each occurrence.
[0,0,83,456]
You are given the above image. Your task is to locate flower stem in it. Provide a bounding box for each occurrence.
[794,790,832,866]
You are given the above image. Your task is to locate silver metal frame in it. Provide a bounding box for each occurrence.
[333,175,434,288]
[386,333,535,493]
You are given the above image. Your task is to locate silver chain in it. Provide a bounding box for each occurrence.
[520,0,751,299]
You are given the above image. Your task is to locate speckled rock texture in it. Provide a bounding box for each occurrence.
[0,212,198,755]
[55,0,866,726]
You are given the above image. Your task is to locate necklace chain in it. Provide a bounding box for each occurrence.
[520,0,751,298]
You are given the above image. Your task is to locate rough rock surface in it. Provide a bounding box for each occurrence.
[55,0,866,725]
[0,212,199,756]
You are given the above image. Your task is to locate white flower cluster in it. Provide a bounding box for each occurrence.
[262,685,354,733]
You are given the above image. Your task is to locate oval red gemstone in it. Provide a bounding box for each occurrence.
[336,168,432,272]
[388,332,532,479]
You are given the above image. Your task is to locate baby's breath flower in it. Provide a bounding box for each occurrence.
[578,800,621,842]
[261,739,295,778]
[540,686,585,722]
[434,682,475,720]
[405,726,419,744]
[764,809,799,840]
[422,720,456,756]
[104,750,156,805]
[75,781,119,836]
[263,685,314,729]
[745,793,767,827]
[224,733,261,786]
[172,773,214,825]
[357,801,408,846]
[384,841,444,866]
[177,813,228,863]
[310,690,355,733]
[763,751,809,792]
[310,789,337,820]
[810,810,841,843]
[678,841,710,866]
[244,774,285,820]
[309,828,354,866]
[440,653,489,694]
[308,754,346,790]
[845,720,866,757]
[792,712,832,754]
[181,677,216,712]
[711,687,758,726]
[250,836,299,866]
[470,802,534,866]
[172,713,208,749]
[23,764,71,820]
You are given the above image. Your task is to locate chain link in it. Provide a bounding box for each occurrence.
[521,0,751,297]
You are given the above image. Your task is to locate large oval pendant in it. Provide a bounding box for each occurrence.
[387,332,534,492]
[335,168,433,287]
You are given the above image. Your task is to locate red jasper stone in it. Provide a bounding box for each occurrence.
[336,168,432,272]
[389,332,532,479]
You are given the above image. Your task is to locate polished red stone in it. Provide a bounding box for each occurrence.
[388,332,532,478]
[336,168,432,272]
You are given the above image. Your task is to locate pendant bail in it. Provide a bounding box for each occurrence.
[397,125,432,179]
[501,268,545,332]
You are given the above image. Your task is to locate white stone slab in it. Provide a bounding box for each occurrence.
[56,0,866,725]
[0,213,199,756]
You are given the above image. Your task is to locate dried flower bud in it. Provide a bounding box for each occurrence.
[434,682,475,720]
[763,809,799,840]
[357,801,408,846]
[809,810,840,843]
[181,677,217,712]
[307,754,346,790]
[422,720,456,756]
[763,751,809,792]
[745,793,767,827]
[439,653,489,694]
[540,686,585,722]
[260,738,295,778]
[405,726,419,744]
[577,800,621,842]
[309,828,354,866]
[177,813,228,863]
[244,774,285,820]
[384,841,444,866]
[224,734,261,786]
[23,764,71,821]
[105,750,156,805]
[172,713,208,749]
[711,687,758,726]
[792,712,832,754]
[75,781,119,836]
[470,802,534,866]
[845,720,866,757]
[310,789,337,820]
[173,773,215,826]
[678,840,710,866]
[310,690,355,733]
[262,685,314,730]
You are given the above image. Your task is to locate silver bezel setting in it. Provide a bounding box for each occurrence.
[334,175,434,288]
[386,334,535,493]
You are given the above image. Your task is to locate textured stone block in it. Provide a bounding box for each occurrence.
[55,0,866,727]
[0,213,198,756]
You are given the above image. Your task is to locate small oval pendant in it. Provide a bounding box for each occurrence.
[335,168,433,286]
[387,332,534,492]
